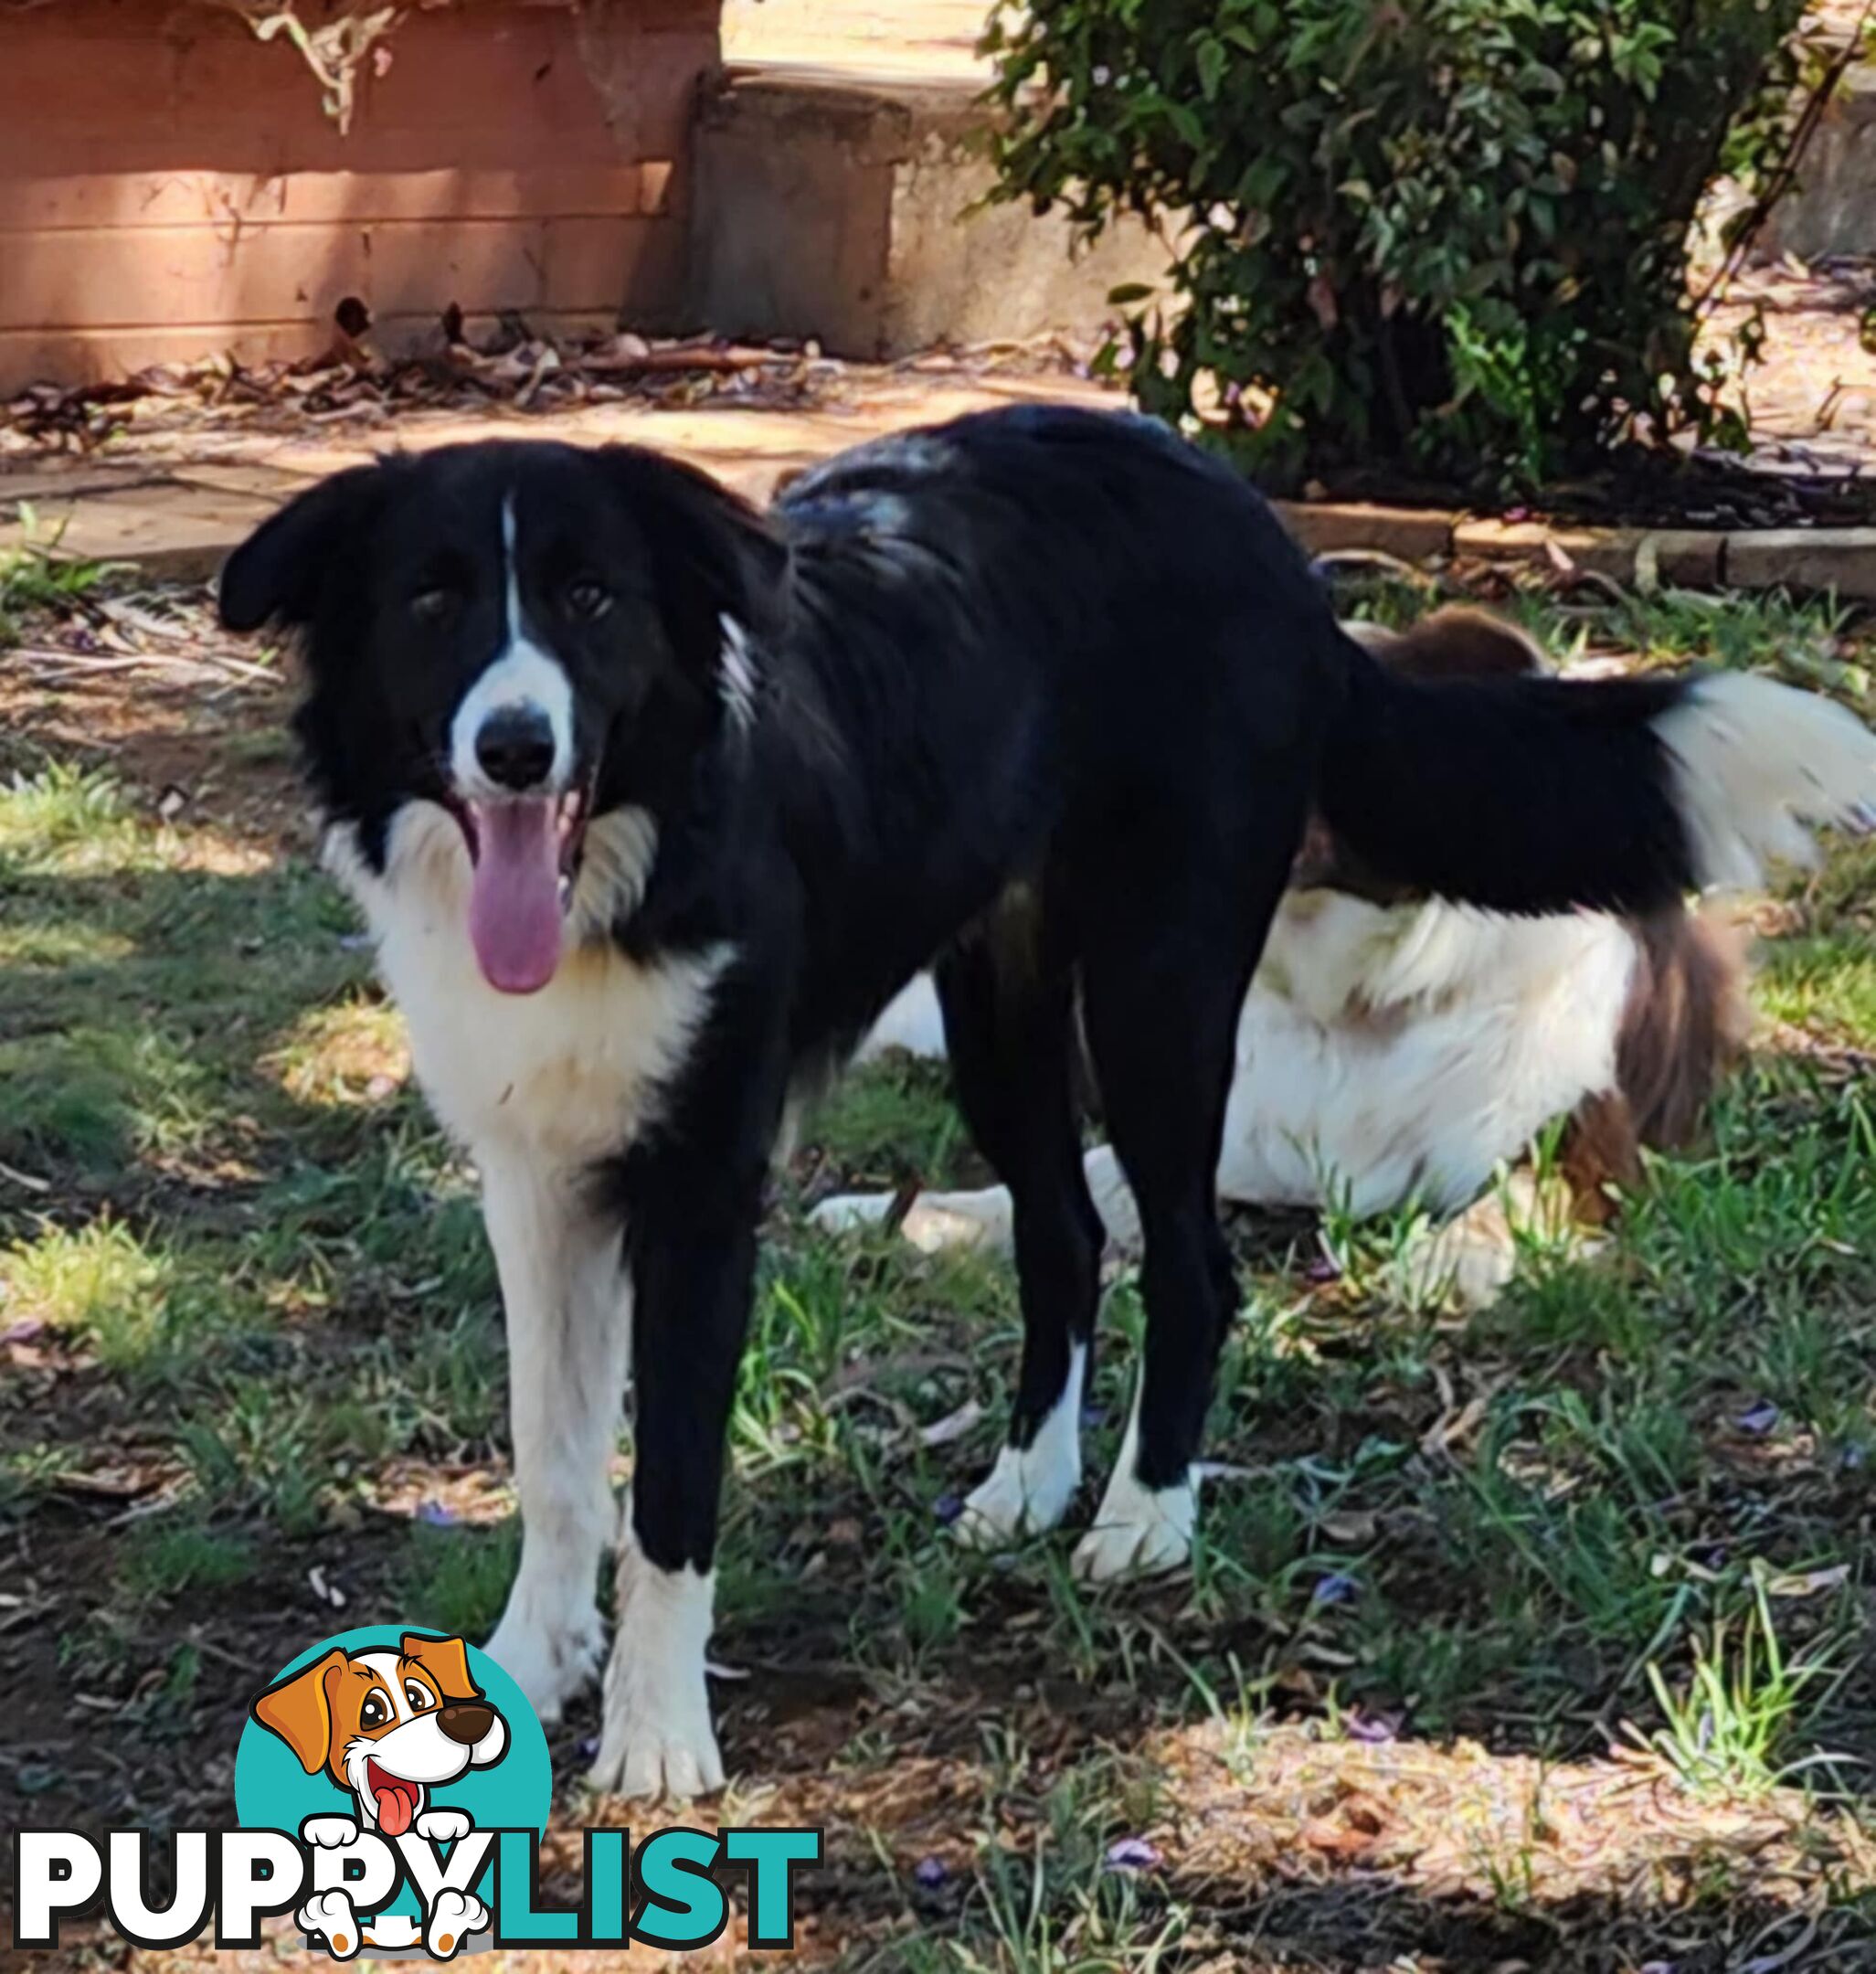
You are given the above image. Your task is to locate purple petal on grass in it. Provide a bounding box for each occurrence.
[912,1856,949,1889]
[1738,1401,1779,1436]
[933,1492,964,1527]
[1104,1838,1161,1872]
[1304,1254,1341,1285]
[415,1501,458,1526]
[1344,1710,1398,1745]
[575,1735,600,1762]
[1311,1572,1359,1606]
[0,1319,47,1345]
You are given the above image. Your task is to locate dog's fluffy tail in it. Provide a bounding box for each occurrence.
[1316,638,1876,915]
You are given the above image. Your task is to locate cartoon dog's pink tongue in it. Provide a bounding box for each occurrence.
[468,799,562,993]
[368,1764,419,1837]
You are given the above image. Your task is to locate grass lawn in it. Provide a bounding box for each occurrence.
[3,550,1875,1970]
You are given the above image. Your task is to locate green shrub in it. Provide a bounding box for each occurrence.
[985,0,1818,488]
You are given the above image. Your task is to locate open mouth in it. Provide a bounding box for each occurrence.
[450,784,590,995]
[364,1756,424,1837]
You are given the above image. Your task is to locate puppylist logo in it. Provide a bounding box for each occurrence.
[12,1627,820,1958]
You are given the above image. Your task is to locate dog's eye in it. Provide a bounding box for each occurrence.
[405,1681,433,1712]
[411,588,460,626]
[567,578,611,620]
[360,1693,388,1727]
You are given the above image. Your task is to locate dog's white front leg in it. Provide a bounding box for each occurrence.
[480,1151,631,1723]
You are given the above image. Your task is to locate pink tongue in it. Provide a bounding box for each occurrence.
[375,1778,418,1837]
[468,799,563,993]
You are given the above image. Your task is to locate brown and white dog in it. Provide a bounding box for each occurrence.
[251,1632,507,1958]
[816,609,1752,1314]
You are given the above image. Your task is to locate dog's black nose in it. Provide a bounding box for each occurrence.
[475,704,556,791]
[438,1701,497,1746]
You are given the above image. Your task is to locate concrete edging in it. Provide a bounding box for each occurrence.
[1276,502,1876,602]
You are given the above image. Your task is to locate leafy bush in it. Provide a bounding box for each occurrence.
[985,0,1818,489]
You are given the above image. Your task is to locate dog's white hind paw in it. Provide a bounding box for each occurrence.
[485,1598,604,1725]
[1072,1470,1196,1583]
[298,1890,362,1960]
[300,1816,359,1850]
[425,1889,489,1959]
[808,1191,895,1236]
[414,1808,472,1846]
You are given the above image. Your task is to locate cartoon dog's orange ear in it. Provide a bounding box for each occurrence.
[400,1632,482,1703]
[251,1648,348,1773]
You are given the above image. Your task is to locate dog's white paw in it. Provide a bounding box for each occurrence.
[414,1808,472,1846]
[953,1440,1080,1549]
[808,1191,895,1236]
[1072,1470,1196,1583]
[425,1888,489,1959]
[298,1889,362,1960]
[589,1546,724,1801]
[300,1815,360,1850]
[485,1598,604,1725]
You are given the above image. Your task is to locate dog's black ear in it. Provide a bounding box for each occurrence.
[218,463,382,632]
[595,445,788,663]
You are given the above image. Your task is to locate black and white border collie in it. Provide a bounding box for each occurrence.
[218,406,1876,1800]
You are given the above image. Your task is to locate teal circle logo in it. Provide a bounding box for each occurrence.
[235,1627,551,1951]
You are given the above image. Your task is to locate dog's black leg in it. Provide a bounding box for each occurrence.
[1073,820,1301,1582]
[588,980,787,1801]
[935,914,1103,1546]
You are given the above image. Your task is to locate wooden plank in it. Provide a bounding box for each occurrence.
[0,166,656,234]
[0,215,666,331]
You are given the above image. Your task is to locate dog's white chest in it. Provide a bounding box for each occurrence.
[327,806,723,1167]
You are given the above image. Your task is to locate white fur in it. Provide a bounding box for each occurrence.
[326,804,728,1725]
[591,1530,723,1799]
[955,1341,1087,1546]
[1074,1385,1195,1582]
[480,1151,629,1723]
[326,806,724,1168]
[1654,671,1876,892]
[828,895,1637,1241]
[719,613,759,733]
[447,495,576,797]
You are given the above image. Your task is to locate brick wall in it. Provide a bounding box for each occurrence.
[0,0,719,388]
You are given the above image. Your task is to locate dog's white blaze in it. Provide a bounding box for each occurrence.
[1074,1381,1196,1583]
[718,613,758,733]
[955,1340,1086,1544]
[1652,671,1876,892]
[592,1530,724,1799]
[446,494,576,797]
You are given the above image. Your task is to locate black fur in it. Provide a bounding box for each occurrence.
[220,403,1708,1593]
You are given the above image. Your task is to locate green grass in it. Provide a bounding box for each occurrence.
[3,574,1874,1964]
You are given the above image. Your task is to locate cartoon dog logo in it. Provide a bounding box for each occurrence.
[251,1631,509,1958]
